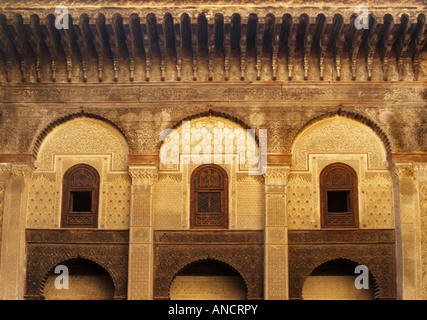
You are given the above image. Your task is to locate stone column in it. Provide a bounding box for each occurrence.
[127,166,157,300]
[414,163,427,299]
[264,166,289,300]
[0,164,31,299]
[392,163,423,300]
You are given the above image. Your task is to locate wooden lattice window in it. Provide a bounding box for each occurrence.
[61,164,100,228]
[190,165,228,229]
[320,163,359,228]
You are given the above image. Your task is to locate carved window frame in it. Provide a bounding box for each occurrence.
[61,164,100,228]
[320,162,359,228]
[190,164,229,229]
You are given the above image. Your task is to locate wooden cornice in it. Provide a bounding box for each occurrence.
[0,7,425,83]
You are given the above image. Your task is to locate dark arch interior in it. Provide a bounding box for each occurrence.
[304,259,377,300]
[170,259,247,300]
[54,259,112,277]
[177,259,242,277]
[43,258,115,300]
[311,259,361,276]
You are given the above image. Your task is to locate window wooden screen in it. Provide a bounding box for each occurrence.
[190,165,228,229]
[61,164,100,228]
[320,163,359,228]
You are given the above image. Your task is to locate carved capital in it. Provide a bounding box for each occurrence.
[11,164,33,179]
[413,163,427,177]
[0,163,33,180]
[129,166,158,185]
[0,163,12,175]
[263,167,289,186]
[391,163,414,179]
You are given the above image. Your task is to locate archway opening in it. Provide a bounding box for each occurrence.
[169,259,247,300]
[302,259,376,300]
[43,259,115,300]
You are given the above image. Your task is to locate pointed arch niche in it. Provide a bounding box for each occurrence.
[27,115,131,230]
[155,114,264,231]
[288,115,394,230]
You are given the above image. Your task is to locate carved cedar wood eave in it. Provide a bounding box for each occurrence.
[25,229,129,300]
[288,229,396,300]
[153,230,264,300]
[0,8,425,83]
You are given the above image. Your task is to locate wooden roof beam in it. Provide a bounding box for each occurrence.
[207,16,215,81]
[271,16,281,81]
[223,16,231,81]
[40,15,61,82]
[90,14,108,82]
[239,16,248,81]
[255,16,265,80]
[287,16,298,81]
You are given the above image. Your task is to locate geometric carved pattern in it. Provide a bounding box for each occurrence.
[154,231,264,244]
[32,111,129,160]
[419,183,427,299]
[153,231,264,299]
[267,194,286,226]
[27,175,57,229]
[266,245,287,300]
[292,117,388,171]
[128,244,150,300]
[294,110,392,162]
[103,175,131,229]
[235,176,264,230]
[287,176,314,229]
[0,182,4,259]
[288,229,396,300]
[362,174,394,229]
[132,193,151,227]
[25,229,129,300]
[160,115,258,169]
[153,175,182,230]
[36,118,129,171]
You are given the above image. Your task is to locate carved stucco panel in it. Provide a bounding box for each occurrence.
[102,175,131,229]
[266,245,287,300]
[27,175,56,229]
[153,175,183,230]
[128,244,150,300]
[0,182,4,259]
[287,175,314,230]
[361,174,394,229]
[27,155,131,230]
[36,118,129,171]
[292,117,388,171]
[236,175,265,230]
[415,164,427,299]
[160,116,258,169]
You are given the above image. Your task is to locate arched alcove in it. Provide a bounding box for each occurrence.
[302,259,377,300]
[159,112,259,169]
[169,259,247,300]
[42,258,115,300]
[291,115,389,171]
[155,111,264,231]
[35,115,129,171]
